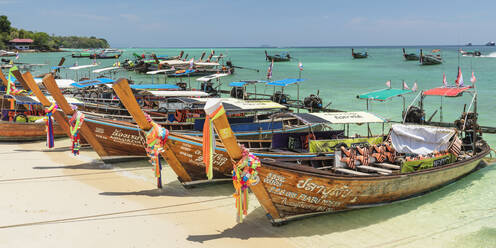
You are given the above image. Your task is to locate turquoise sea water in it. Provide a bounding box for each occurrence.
[5,47,496,246]
[11,46,496,146]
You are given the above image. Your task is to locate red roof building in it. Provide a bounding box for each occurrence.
[8,38,34,50]
[9,38,34,43]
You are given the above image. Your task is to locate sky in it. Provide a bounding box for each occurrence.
[0,0,494,47]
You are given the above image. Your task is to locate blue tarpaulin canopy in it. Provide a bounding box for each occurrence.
[358,88,413,101]
[130,84,181,90]
[266,78,305,87]
[70,78,115,88]
[229,80,268,87]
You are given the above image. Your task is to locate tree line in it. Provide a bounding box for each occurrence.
[0,15,109,50]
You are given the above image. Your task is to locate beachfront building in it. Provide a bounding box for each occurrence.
[8,38,34,50]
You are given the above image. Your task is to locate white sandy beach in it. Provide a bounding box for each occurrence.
[0,139,495,248]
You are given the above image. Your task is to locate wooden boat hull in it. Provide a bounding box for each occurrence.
[352,53,368,59]
[0,121,66,141]
[404,53,419,60]
[255,143,490,224]
[421,55,442,65]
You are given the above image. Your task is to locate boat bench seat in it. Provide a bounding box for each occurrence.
[373,163,401,170]
[356,165,392,175]
[334,168,370,176]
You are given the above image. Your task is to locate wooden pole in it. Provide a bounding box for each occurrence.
[0,70,8,87]
[112,78,192,185]
[42,74,109,158]
[204,99,281,220]
[16,71,72,137]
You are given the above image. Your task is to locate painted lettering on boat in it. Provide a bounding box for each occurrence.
[95,127,104,134]
[109,129,144,147]
[297,178,352,198]
[192,150,228,168]
[263,172,286,187]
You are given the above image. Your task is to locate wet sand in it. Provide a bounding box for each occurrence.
[0,139,495,248]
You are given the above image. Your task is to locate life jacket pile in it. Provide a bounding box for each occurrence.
[340,143,396,169]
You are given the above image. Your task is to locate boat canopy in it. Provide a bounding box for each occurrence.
[130,84,181,90]
[172,69,195,76]
[92,67,120,74]
[229,80,268,87]
[293,111,386,125]
[390,124,456,155]
[194,62,220,67]
[5,94,82,105]
[196,73,229,82]
[70,78,114,88]
[423,86,472,97]
[69,64,98,70]
[160,60,189,65]
[266,78,304,87]
[146,69,175,75]
[197,98,286,111]
[147,91,209,97]
[358,88,413,101]
[34,78,75,89]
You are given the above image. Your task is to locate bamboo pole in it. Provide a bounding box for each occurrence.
[42,74,109,158]
[112,78,192,185]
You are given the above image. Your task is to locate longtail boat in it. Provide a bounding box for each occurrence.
[352,48,368,59]
[265,50,291,62]
[420,49,443,65]
[205,95,491,225]
[402,48,419,61]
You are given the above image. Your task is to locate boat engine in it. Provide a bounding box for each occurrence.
[271,91,288,104]
[454,112,482,144]
[230,87,245,99]
[303,94,323,110]
[201,82,216,95]
[176,82,187,90]
[403,106,425,124]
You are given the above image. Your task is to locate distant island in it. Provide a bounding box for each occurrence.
[0,15,109,52]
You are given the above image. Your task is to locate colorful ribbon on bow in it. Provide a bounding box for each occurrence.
[43,103,58,148]
[69,111,85,155]
[144,114,169,188]
[6,66,25,96]
[202,104,226,180]
[232,147,261,223]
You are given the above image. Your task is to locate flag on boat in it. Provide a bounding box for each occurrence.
[15,52,19,60]
[403,81,409,90]
[471,71,476,84]
[298,62,303,71]
[385,80,391,88]
[455,67,464,87]
[443,72,447,87]
[267,60,274,79]
[189,58,194,69]
[412,82,418,92]
[432,49,441,53]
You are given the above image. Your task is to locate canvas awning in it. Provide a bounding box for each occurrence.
[266,78,305,87]
[196,73,229,82]
[159,60,189,65]
[423,86,472,97]
[34,78,75,89]
[195,98,286,110]
[69,64,99,70]
[195,62,220,67]
[229,80,267,87]
[146,69,175,75]
[70,78,114,88]
[147,91,209,97]
[130,84,181,90]
[92,67,120,74]
[390,124,456,155]
[293,111,386,124]
[358,88,413,101]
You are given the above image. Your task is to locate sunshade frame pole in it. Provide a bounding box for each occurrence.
[440,96,443,123]
[403,91,422,124]
[297,83,300,113]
